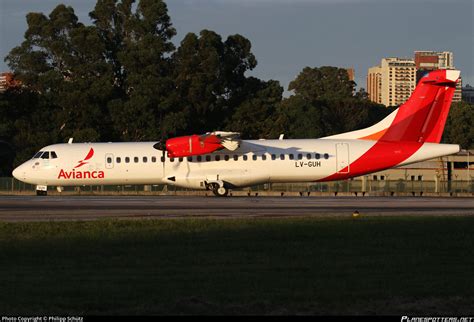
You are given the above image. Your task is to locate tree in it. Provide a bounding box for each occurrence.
[283,65,391,138]
[91,0,177,141]
[226,78,283,139]
[6,4,114,142]
[171,30,226,134]
[288,66,355,101]
[322,99,391,136]
[271,96,326,139]
[171,30,258,135]
[0,90,57,168]
[443,101,474,149]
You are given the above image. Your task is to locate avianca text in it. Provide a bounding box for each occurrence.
[58,169,105,179]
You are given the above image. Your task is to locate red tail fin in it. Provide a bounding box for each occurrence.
[322,70,460,143]
[381,69,459,143]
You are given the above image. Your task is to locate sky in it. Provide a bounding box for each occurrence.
[1,0,473,91]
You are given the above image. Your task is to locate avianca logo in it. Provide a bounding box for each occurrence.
[57,148,105,180]
[75,148,94,168]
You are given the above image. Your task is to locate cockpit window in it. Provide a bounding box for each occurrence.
[33,151,57,159]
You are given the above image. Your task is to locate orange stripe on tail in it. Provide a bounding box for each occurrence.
[358,128,388,141]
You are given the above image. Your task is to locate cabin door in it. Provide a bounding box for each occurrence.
[336,143,350,174]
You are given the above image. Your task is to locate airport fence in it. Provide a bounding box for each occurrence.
[0,177,473,195]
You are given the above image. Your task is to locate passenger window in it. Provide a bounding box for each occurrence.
[315,153,320,160]
[215,155,220,161]
[206,155,211,162]
[160,156,165,162]
[33,152,43,158]
[107,157,112,164]
[125,157,130,163]
[170,158,174,162]
[134,157,139,163]
[197,156,202,162]
[51,152,58,159]
[280,154,285,160]
[224,155,230,161]
[187,157,193,162]
[116,157,121,163]
[298,154,303,160]
[179,157,183,162]
[252,155,257,161]
[41,152,50,159]
[262,155,267,161]
[143,157,147,163]
[243,155,248,161]
[271,154,276,160]
[289,154,294,160]
[152,156,157,163]
[233,155,238,161]
[306,153,311,160]
[324,153,329,159]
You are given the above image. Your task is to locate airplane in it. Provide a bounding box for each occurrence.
[12,69,461,196]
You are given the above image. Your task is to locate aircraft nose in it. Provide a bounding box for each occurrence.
[12,166,19,180]
[12,164,25,181]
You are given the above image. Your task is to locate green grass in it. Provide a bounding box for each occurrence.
[1,216,474,315]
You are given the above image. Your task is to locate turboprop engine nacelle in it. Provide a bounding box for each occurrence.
[166,134,223,158]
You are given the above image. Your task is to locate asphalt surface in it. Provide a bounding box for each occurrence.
[0,195,472,222]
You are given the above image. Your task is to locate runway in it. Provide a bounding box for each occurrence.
[0,195,473,222]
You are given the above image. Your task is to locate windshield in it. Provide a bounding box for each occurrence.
[32,151,58,159]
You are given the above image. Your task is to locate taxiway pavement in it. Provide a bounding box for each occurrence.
[0,195,472,222]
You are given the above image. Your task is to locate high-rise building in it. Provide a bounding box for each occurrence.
[367,66,382,104]
[0,72,21,92]
[0,74,8,93]
[453,77,463,103]
[415,51,454,71]
[367,51,462,106]
[462,84,474,104]
[367,58,416,107]
[345,68,355,82]
[414,50,461,102]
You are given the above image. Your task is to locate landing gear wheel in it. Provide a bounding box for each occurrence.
[212,185,229,197]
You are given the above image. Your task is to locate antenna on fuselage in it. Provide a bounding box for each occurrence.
[279,134,284,140]
[68,138,73,144]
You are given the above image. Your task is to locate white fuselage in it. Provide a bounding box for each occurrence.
[12,139,459,190]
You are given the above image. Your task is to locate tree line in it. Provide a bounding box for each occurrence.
[0,0,472,176]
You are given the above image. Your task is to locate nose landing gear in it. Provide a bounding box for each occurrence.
[36,185,48,196]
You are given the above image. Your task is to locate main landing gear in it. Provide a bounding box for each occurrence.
[207,181,229,197]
